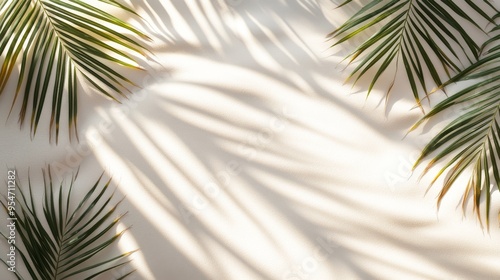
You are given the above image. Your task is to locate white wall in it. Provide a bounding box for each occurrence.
[1,1,500,279]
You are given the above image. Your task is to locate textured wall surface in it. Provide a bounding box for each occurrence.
[1,1,500,279]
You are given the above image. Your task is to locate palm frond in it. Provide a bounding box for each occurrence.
[328,0,497,105]
[411,20,500,228]
[0,167,134,279]
[0,0,150,143]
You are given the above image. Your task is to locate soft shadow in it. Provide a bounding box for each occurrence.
[66,0,500,279]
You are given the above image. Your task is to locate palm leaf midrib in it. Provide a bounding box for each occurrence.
[344,0,429,98]
[32,0,119,87]
[330,0,495,105]
[392,0,414,57]
[374,0,415,95]
[51,213,84,280]
[52,227,64,280]
[41,179,116,279]
[1,171,133,279]
[440,104,500,184]
[331,0,500,227]
[1,0,148,142]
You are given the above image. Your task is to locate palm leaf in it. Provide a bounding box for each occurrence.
[0,167,135,279]
[328,0,497,105]
[0,0,150,143]
[410,20,500,228]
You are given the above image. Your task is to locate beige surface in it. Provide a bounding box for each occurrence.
[1,0,500,279]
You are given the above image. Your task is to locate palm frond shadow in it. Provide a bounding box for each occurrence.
[126,0,417,124]
[87,83,365,279]
[31,0,500,279]
[88,76,500,278]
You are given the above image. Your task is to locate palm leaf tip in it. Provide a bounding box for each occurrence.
[0,0,151,143]
[0,167,135,279]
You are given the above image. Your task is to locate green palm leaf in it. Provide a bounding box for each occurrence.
[0,0,150,143]
[411,21,500,228]
[0,168,135,279]
[328,0,497,105]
